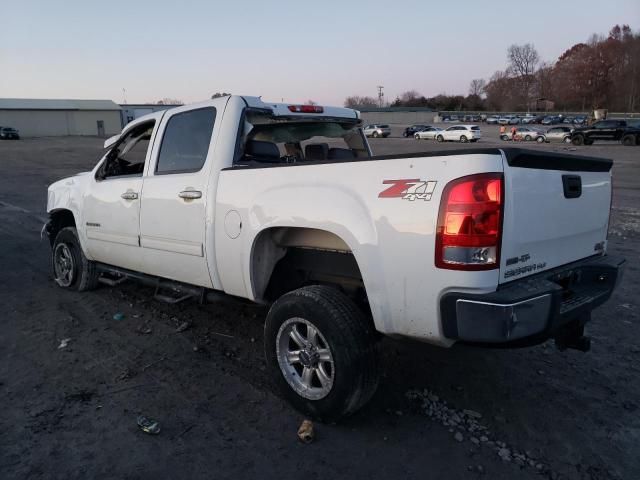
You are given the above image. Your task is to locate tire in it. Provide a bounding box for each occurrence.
[460,135,468,143]
[525,135,532,141]
[572,135,584,146]
[563,136,571,144]
[500,135,509,141]
[264,285,380,422]
[414,134,420,140]
[51,226,99,291]
[536,136,545,143]
[622,134,635,146]
[436,135,444,142]
[372,132,379,138]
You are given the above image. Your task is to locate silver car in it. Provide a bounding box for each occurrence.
[414,126,443,140]
[363,124,391,138]
[544,126,573,143]
[500,127,545,142]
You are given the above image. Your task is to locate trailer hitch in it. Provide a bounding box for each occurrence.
[554,314,591,352]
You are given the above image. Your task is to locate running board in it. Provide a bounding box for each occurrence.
[94,262,251,307]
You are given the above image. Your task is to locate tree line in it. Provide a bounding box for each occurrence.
[345,25,640,112]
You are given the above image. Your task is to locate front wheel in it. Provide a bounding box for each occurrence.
[372,132,379,138]
[264,286,380,422]
[52,227,99,291]
[460,135,468,143]
[572,135,584,146]
[563,136,572,144]
[622,134,636,146]
[436,135,444,142]
[536,136,545,143]
[525,135,532,141]
[414,133,420,140]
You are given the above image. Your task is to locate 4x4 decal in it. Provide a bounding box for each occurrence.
[379,179,437,201]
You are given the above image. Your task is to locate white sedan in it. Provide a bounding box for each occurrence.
[435,125,482,143]
[414,126,443,140]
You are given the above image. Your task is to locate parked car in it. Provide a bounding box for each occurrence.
[0,127,20,140]
[573,116,587,125]
[571,120,640,146]
[498,117,510,125]
[414,126,443,140]
[500,127,545,142]
[544,126,573,144]
[486,116,500,125]
[521,115,536,124]
[363,124,391,138]
[403,125,429,137]
[508,116,520,125]
[444,115,460,123]
[542,116,560,125]
[44,95,623,421]
[436,124,481,143]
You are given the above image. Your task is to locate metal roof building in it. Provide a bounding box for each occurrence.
[0,98,122,137]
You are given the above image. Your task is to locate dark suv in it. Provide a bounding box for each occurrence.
[0,127,20,140]
[571,120,639,146]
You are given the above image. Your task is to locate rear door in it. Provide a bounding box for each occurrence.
[499,150,612,284]
[138,101,224,288]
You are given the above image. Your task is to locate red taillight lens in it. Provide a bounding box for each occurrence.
[435,173,503,270]
[288,105,324,113]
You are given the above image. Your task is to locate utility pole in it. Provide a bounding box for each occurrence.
[377,85,384,108]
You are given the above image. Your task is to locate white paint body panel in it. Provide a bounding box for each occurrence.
[45,95,613,348]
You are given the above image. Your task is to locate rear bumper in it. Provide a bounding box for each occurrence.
[440,255,625,346]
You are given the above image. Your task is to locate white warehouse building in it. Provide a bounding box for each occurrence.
[0,98,122,137]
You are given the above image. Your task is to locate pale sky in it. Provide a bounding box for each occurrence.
[1,0,638,106]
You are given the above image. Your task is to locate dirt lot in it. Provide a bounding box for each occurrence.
[1,131,639,480]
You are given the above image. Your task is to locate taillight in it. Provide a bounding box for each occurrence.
[435,173,503,270]
[288,105,324,113]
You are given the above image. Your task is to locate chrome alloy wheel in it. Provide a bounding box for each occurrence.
[53,243,75,287]
[276,317,335,400]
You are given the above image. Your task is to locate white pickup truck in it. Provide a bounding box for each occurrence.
[45,95,624,421]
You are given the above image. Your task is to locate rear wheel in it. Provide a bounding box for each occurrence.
[264,285,380,422]
[525,135,532,141]
[536,136,545,143]
[563,136,572,144]
[52,227,99,291]
[437,135,444,142]
[460,135,468,143]
[414,133,420,140]
[622,134,636,146]
[372,132,379,138]
[572,135,584,146]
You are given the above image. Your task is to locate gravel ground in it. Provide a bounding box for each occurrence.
[1,132,638,480]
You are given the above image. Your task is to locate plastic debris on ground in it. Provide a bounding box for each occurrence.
[137,415,161,435]
[297,419,314,444]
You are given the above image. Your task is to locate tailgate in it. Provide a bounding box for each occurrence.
[499,149,613,284]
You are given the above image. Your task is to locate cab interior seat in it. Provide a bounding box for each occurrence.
[304,143,329,161]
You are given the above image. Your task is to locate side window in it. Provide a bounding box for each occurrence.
[156,107,216,174]
[100,121,155,179]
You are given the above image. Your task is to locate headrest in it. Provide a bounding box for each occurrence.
[328,148,356,160]
[246,140,280,159]
[305,143,329,161]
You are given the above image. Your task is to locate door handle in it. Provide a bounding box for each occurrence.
[178,190,202,200]
[121,192,139,200]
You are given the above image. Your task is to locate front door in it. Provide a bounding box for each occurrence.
[97,120,105,137]
[139,105,219,288]
[83,120,156,271]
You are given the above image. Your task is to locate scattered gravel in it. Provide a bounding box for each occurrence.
[406,388,548,474]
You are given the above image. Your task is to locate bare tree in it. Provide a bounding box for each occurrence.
[156,98,183,105]
[469,79,486,97]
[344,95,378,108]
[507,43,539,109]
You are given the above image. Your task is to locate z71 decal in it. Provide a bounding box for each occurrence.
[379,179,437,201]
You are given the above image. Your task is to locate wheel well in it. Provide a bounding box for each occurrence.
[47,209,76,246]
[251,227,368,306]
